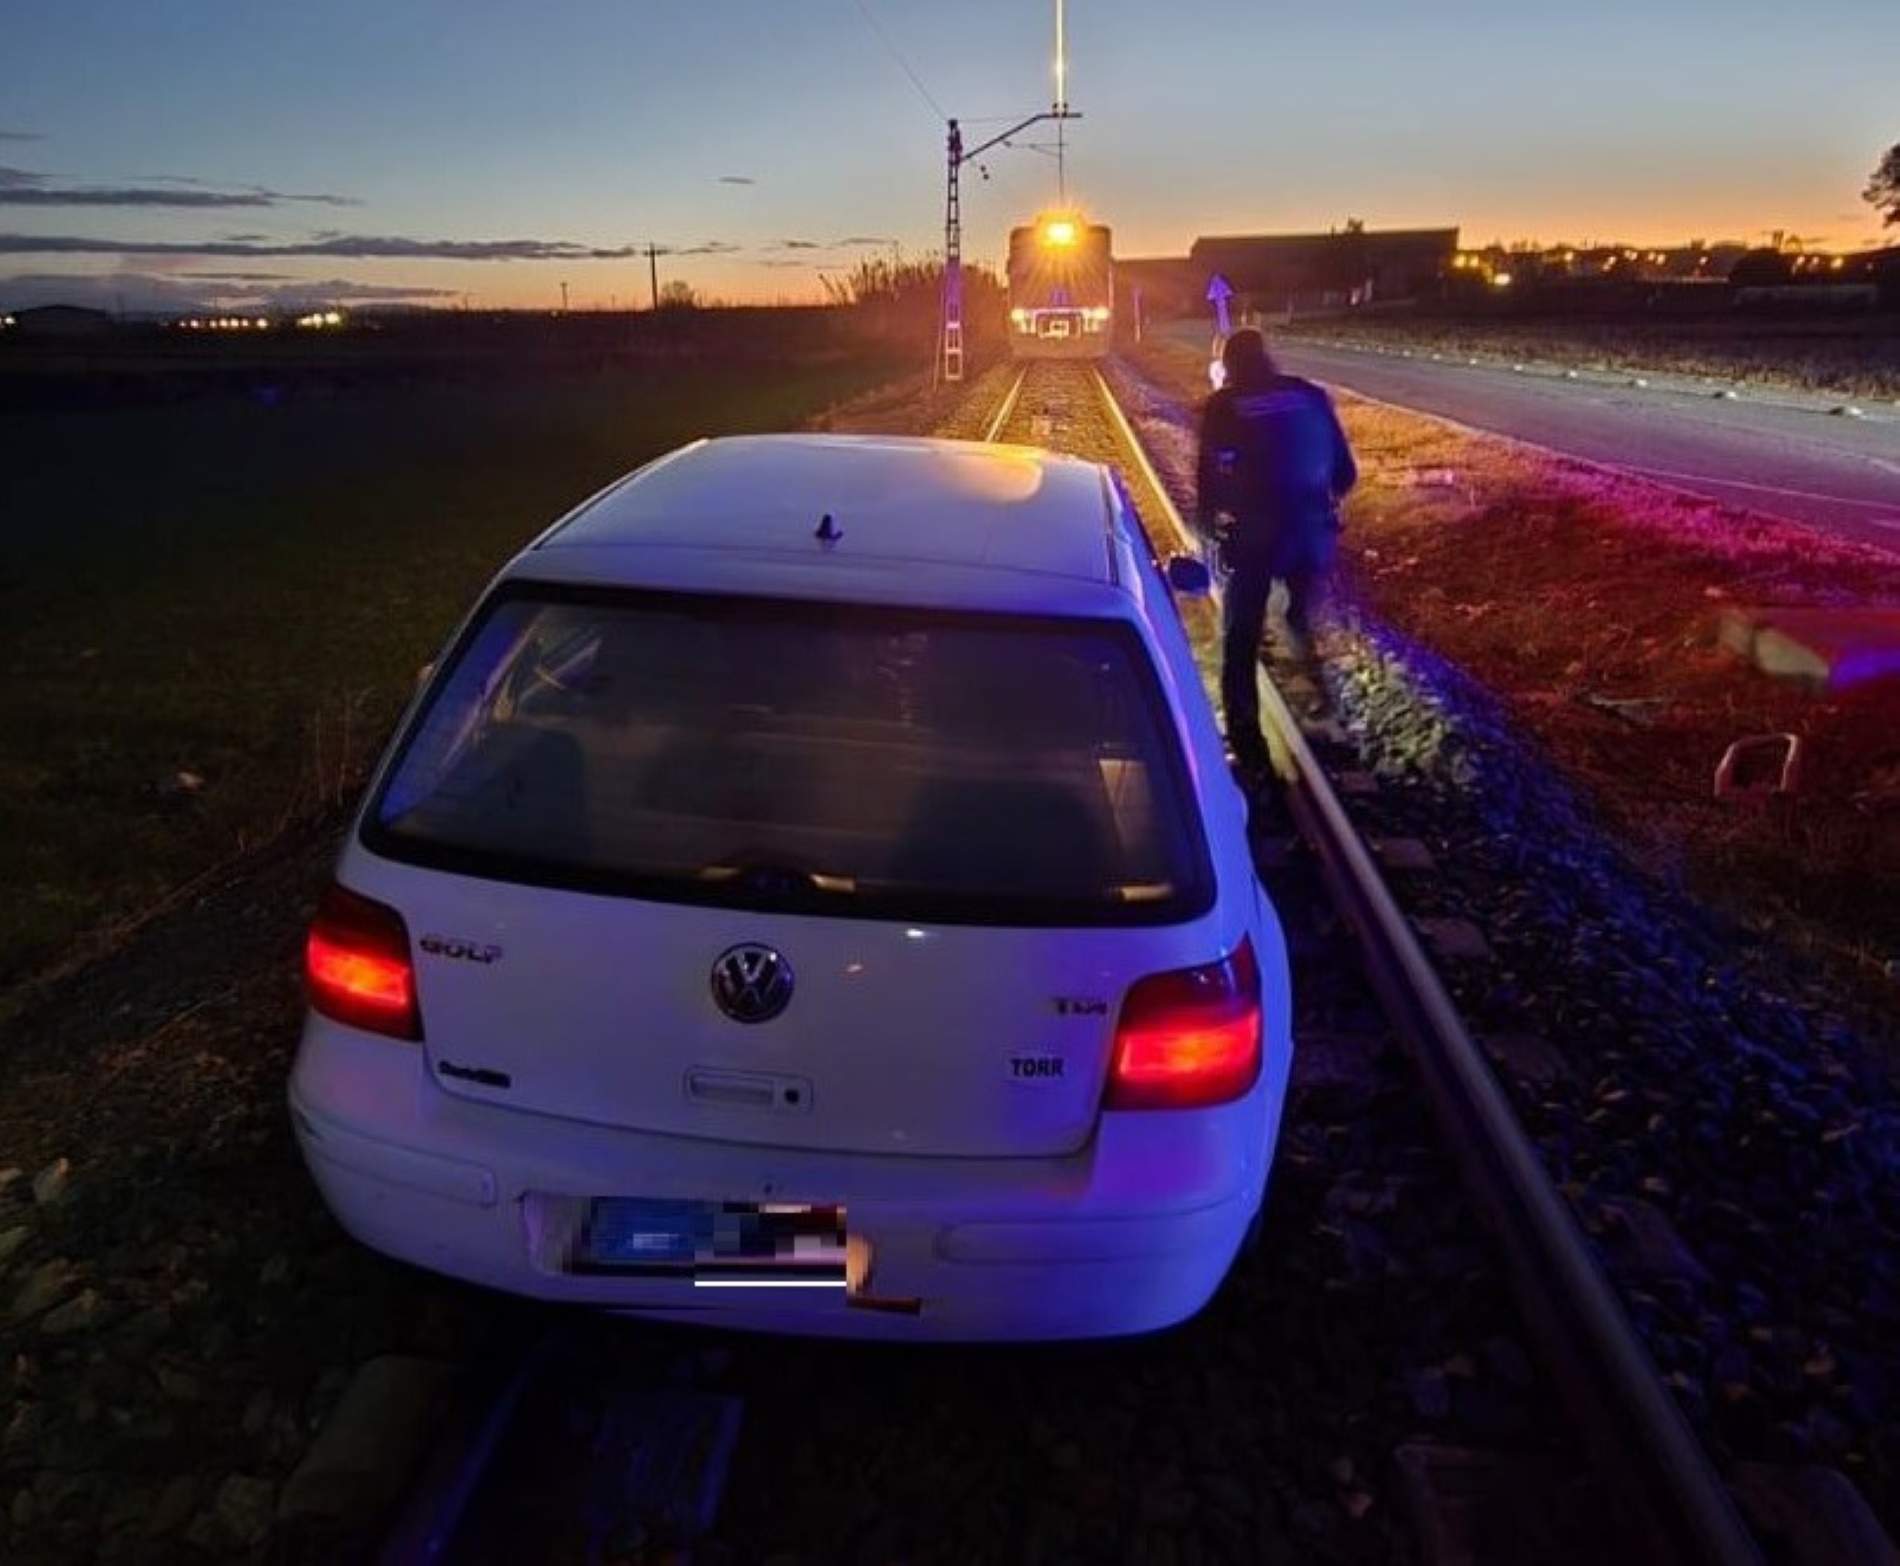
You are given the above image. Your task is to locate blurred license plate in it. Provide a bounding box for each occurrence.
[575,1199,848,1283]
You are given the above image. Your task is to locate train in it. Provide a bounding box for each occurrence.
[1006,212,1114,359]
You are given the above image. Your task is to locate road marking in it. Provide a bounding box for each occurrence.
[1293,358,1900,535]
[1618,464,1900,512]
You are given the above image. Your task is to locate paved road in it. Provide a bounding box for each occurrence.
[1266,339,1900,551]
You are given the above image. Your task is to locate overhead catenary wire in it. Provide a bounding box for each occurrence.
[850,0,949,123]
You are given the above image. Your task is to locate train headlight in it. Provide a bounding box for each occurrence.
[1086,306,1110,323]
[1042,219,1077,248]
[1010,308,1029,326]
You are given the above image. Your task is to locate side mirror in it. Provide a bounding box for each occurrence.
[1165,555,1212,597]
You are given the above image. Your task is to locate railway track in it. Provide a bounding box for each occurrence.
[982,360,1765,1563]
[370,358,1849,1566]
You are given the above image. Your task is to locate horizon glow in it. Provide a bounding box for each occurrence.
[0,0,1892,312]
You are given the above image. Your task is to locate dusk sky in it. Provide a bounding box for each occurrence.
[2,0,1893,313]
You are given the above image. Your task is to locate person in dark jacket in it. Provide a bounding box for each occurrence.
[1195,327,1357,770]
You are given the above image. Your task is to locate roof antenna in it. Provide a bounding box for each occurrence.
[815,513,843,546]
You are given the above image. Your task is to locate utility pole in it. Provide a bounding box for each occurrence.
[937,2,1080,382]
[560,280,570,313]
[648,243,660,310]
[941,118,964,386]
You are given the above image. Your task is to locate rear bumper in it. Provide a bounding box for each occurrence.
[289,1019,1288,1341]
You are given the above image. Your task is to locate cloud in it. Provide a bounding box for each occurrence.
[758,259,817,269]
[0,232,648,261]
[668,241,743,257]
[258,278,460,304]
[0,173,362,209]
[252,188,362,208]
[0,131,41,143]
[761,238,897,256]
[717,175,756,186]
[178,269,297,283]
[221,233,271,243]
[137,175,361,207]
[0,269,458,313]
[0,185,276,208]
[0,270,214,311]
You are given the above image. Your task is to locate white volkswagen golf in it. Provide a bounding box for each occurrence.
[290,433,1293,1340]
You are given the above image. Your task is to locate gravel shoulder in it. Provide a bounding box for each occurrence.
[1129,335,1900,1010]
[1110,346,1900,1540]
[0,815,517,1562]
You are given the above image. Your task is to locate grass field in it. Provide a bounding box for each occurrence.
[0,350,903,982]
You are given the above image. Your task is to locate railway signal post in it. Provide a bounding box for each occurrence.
[937,0,1082,382]
[941,119,964,385]
[939,106,1080,382]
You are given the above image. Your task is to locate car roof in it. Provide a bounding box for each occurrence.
[530,434,1122,588]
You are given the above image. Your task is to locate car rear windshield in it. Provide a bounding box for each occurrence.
[365,584,1213,925]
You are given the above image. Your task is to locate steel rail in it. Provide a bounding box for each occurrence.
[1055,361,1760,1565]
[980,366,1029,444]
[378,1328,564,1564]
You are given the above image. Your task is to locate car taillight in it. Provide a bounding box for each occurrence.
[1105,938,1261,1110]
[305,883,422,1041]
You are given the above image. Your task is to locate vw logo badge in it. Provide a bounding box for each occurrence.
[710,943,794,1025]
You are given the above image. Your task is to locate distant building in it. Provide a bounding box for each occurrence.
[1728,244,1896,309]
[1112,231,1896,322]
[1188,228,1459,312]
[1446,242,1751,290]
[1800,243,1899,287]
[1445,240,1893,306]
[8,303,115,338]
[1856,244,1900,306]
